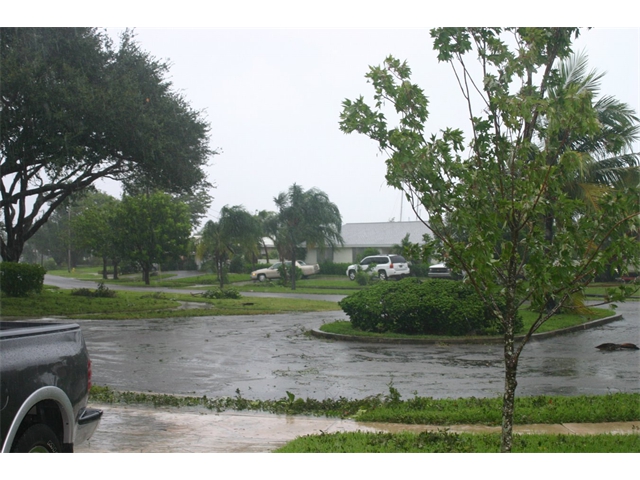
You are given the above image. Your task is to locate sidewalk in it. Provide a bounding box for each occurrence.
[75,404,640,453]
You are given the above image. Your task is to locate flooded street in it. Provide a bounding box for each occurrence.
[73,302,639,401]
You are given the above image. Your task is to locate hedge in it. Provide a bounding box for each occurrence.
[0,262,47,297]
[338,278,523,336]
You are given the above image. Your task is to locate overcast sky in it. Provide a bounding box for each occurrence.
[13,3,637,228]
[92,27,639,227]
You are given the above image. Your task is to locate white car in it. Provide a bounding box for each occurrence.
[251,260,320,282]
[346,255,410,281]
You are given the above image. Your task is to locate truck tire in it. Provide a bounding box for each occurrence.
[11,424,61,453]
[348,270,356,281]
[378,271,388,281]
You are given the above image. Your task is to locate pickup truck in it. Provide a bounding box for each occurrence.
[1,321,103,453]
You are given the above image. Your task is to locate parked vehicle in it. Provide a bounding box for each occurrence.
[427,263,464,280]
[1,321,103,453]
[346,255,410,281]
[251,260,320,282]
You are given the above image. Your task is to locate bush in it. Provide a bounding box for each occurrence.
[71,282,116,298]
[202,287,242,299]
[318,262,352,276]
[339,278,522,336]
[408,263,430,278]
[277,263,302,287]
[43,258,58,271]
[229,256,245,274]
[0,262,47,297]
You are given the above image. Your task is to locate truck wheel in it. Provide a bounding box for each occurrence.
[348,270,356,280]
[11,424,61,453]
[378,271,388,281]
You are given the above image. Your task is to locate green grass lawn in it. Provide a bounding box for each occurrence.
[274,430,640,453]
[0,287,340,319]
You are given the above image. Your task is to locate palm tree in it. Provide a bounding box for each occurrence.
[546,52,639,204]
[197,205,261,288]
[273,184,343,290]
[539,51,639,299]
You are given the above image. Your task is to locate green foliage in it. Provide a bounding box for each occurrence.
[113,192,192,285]
[89,385,639,426]
[354,267,377,286]
[277,263,302,287]
[339,278,522,336]
[201,287,242,299]
[339,27,639,451]
[357,248,380,262]
[275,430,640,453]
[70,282,116,298]
[0,262,46,297]
[196,205,262,289]
[229,255,245,274]
[317,262,352,276]
[272,184,344,290]
[1,28,213,263]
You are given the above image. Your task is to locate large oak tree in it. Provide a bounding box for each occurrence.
[1,28,213,262]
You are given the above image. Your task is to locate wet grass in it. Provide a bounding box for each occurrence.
[1,288,180,317]
[319,306,616,340]
[274,430,640,453]
[0,288,340,319]
[88,386,640,425]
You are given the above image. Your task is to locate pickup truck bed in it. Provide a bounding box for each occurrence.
[1,321,102,453]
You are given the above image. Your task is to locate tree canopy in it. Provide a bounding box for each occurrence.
[113,192,192,285]
[340,27,639,452]
[0,28,214,261]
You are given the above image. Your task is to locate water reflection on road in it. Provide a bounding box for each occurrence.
[71,302,640,401]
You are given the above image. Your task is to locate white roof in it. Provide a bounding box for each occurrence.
[340,221,432,248]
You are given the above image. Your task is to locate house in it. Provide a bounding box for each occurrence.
[305,221,433,264]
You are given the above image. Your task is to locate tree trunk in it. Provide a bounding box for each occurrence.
[218,258,224,289]
[501,353,519,452]
[290,232,297,291]
[142,264,151,285]
[112,260,119,280]
[102,256,108,279]
[1,239,24,262]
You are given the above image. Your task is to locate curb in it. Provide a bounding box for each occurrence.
[310,314,623,345]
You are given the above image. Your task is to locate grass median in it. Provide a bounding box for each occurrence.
[0,286,340,319]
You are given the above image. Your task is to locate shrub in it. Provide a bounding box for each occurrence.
[43,258,58,271]
[202,287,242,299]
[408,263,430,278]
[318,262,352,276]
[0,262,47,297]
[339,278,522,336]
[277,263,302,287]
[71,282,117,298]
[229,256,245,274]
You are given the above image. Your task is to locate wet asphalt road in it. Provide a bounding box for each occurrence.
[41,274,640,401]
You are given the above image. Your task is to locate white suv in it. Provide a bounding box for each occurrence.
[346,255,410,281]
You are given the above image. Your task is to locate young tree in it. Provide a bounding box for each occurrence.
[1,28,213,262]
[114,192,192,285]
[340,27,639,452]
[196,205,262,289]
[273,184,344,290]
[72,191,121,279]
